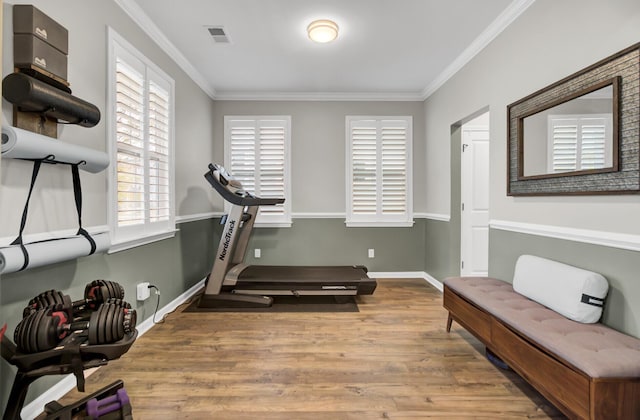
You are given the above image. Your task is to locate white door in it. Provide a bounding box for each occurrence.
[461,118,489,276]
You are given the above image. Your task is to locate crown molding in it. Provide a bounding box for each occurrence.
[421,0,536,100]
[114,0,217,99]
[115,0,533,103]
[213,91,425,102]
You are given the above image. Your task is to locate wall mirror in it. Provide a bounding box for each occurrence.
[507,43,639,196]
[521,79,618,178]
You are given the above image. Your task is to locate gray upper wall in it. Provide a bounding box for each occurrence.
[0,0,217,238]
[0,0,217,408]
[0,1,428,239]
[424,0,640,234]
[422,0,640,337]
[212,100,426,214]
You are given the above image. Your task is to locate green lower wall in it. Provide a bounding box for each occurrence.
[242,218,427,272]
[422,216,640,340]
[421,124,462,282]
[424,218,459,281]
[6,213,636,414]
[0,218,218,413]
[489,228,640,339]
[0,216,428,412]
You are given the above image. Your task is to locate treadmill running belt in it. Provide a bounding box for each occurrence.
[234,265,376,295]
[239,265,369,282]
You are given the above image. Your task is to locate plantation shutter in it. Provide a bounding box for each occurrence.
[550,118,579,172]
[347,117,412,226]
[351,121,378,215]
[381,121,408,215]
[228,122,257,192]
[148,75,171,223]
[580,119,607,169]
[109,29,175,250]
[225,117,291,226]
[257,120,287,218]
[549,115,610,173]
[115,59,146,226]
[113,43,174,242]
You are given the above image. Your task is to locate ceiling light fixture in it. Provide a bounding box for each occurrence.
[307,19,339,43]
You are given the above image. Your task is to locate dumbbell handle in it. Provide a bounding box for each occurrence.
[72,298,96,308]
[62,315,132,335]
[65,320,90,332]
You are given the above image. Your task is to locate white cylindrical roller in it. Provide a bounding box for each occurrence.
[0,232,110,274]
[1,125,110,173]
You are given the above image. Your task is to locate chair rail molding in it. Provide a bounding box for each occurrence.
[489,219,640,252]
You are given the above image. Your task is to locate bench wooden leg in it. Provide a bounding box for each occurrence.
[446,313,453,332]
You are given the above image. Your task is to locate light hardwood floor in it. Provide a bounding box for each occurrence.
[57,279,564,419]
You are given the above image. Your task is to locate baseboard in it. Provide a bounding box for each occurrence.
[20,279,206,420]
[368,271,443,292]
[18,375,78,420]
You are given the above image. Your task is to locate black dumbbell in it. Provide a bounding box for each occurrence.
[23,280,125,317]
[83,280,125,310]
[14,303,137,353]
[22,290,73,318]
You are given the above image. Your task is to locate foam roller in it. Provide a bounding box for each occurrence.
[2,72,100,127]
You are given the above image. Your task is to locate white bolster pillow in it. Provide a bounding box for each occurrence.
[513,255,609,323]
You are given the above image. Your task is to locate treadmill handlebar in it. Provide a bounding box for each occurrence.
[205,163,286,207]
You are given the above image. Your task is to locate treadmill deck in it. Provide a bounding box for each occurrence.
[227,265,377,295]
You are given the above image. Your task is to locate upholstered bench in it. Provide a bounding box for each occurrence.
[443,257,640,420]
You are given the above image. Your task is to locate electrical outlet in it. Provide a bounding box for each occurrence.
[137,282,150,301]
[368,249,375,258]
[254,248,261,258]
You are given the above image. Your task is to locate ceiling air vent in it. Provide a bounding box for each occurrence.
[207,26,230,43]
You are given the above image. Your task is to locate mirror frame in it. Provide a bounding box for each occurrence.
[507,43,640,196]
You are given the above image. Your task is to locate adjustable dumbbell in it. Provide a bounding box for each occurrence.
[23,280,125,317]
[14,302,137,353]
[83,280,125,310]
[22,290,73,318]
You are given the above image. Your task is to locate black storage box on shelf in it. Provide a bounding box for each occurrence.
[13,4,68,55]
[14,34,68,82]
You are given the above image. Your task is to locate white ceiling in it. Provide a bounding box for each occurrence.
[122,0,532,100]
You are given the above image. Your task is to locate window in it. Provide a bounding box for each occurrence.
[548,114,612,173]
[107,29,175,251]
[224,116,291,227]
[346,116,412,227]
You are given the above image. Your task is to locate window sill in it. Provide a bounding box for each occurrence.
[345,220,415,228]
[254,222,292,228]
[108,229,178,254]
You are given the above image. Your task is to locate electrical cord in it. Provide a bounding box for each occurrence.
[147,285,201,324]
[148,285,164,324]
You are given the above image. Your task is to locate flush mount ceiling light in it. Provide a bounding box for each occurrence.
[307,19,339,43]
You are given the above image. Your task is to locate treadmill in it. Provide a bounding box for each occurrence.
[198,163,377,308]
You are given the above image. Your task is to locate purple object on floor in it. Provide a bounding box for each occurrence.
[85,388,130,419]
[486,347,510,370]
